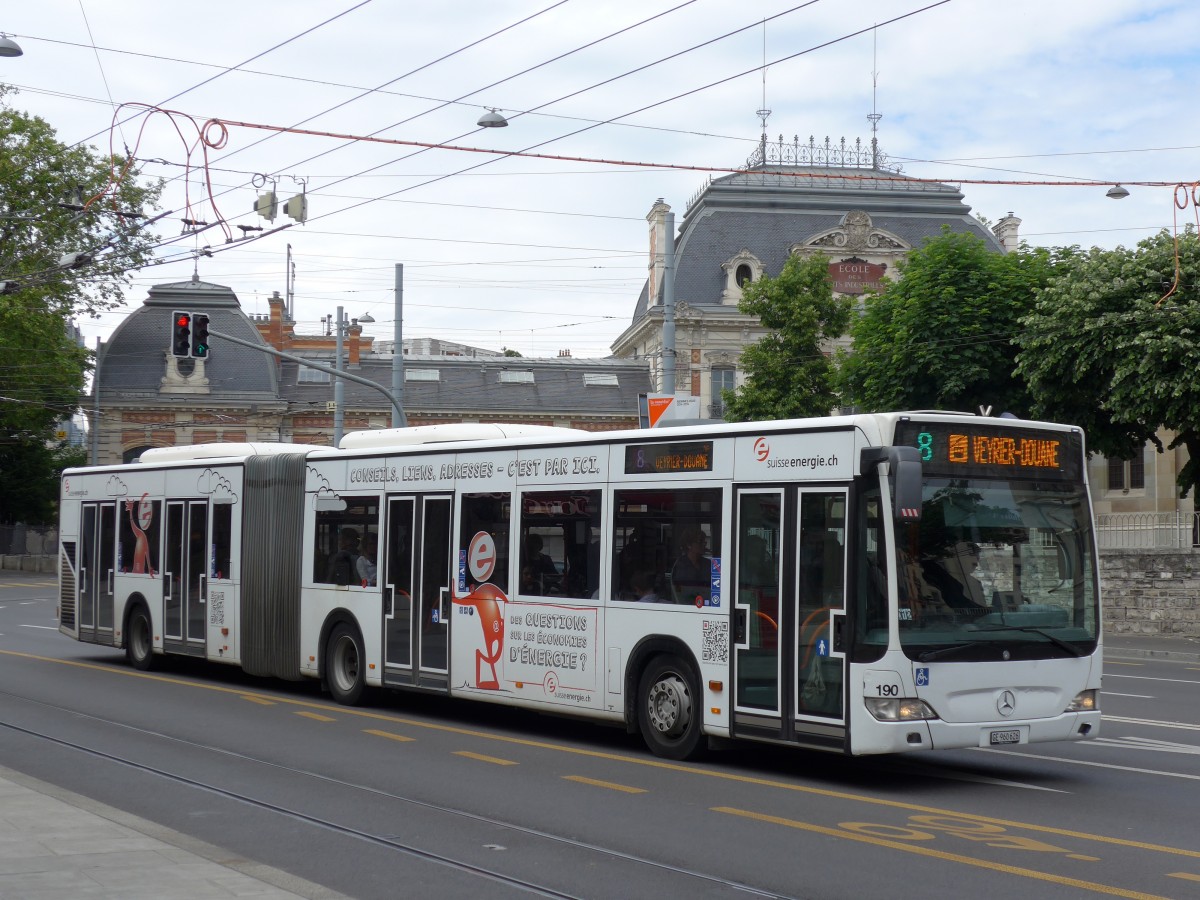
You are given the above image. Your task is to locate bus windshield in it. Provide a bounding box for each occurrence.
[895,477,1099,661]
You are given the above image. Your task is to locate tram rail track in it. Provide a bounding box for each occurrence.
[0,691,789,900]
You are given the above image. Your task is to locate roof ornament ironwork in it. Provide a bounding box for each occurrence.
[744,134,900,173]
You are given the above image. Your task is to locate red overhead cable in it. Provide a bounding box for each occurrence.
[203,116,1192,190]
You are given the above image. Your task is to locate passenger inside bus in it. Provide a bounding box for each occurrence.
[631,569,663,603]
[356,532,378,587]
[521,533,559,594]
[671,526,712,606]
[922,541,989,611]
[325,527,360,586]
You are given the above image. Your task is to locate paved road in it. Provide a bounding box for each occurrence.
[2,570,1199,899]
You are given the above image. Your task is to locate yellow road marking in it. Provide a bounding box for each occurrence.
[563,775,646,794]
[365,728,414,743]
[455,750,517,766]
[714,807,1170,900]
[1167,872,1200,883]
[240,694,275,706]
[296,711,335,722]
[5,647,1199,863]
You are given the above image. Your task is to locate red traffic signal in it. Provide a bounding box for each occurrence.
[171,311,191,358]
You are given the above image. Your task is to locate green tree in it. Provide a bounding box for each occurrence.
[839,228,1058,415]
[1016,229,1200,496]
[0,87,162,522]
[722,252,851,422]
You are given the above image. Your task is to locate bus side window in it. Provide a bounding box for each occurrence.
[518,490,601,598]
[612,488,721,604]
[313,496,379,585]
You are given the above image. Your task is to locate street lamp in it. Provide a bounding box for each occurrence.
[0,34,23,58]
[357,312,375,324]
[1106,184,1130,200]
[477,108,509,128]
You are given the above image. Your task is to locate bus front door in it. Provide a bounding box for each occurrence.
[383,494,452,691]
[733,487,847,750]
[164,500,208,655]
[78,501,117,644]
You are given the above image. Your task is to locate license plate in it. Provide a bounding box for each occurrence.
[989,729,1021,745]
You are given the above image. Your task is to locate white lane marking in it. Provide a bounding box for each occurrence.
[924,769,1067,792]
[1104,715,1200,732]
[1102,692,1154,699]
[19,624,57,630]
[1104,673,1200,685]
[1089,736,1200,755]
[976,748,1200,780]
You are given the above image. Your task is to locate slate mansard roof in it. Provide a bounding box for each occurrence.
[98,278,280,402]
[630,165,1002,324]
[281,355,650,419]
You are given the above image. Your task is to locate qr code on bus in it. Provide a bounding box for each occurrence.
[702,619,729,664]
[208,592,224,627]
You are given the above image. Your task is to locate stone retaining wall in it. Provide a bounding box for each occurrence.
[1101,549,1200,636]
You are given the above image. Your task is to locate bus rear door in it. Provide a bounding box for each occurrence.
[78,501,117,644]
[383,494,452,690]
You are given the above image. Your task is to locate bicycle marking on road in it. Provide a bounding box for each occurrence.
[713,807,1170,900]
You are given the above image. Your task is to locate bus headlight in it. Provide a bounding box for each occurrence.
[864,697,937,722]
[1066,689,1098,712]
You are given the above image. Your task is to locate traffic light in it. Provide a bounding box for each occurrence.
[191,313,210,358]
[171,311,192,358]
[254,191,277,221]
[283,193,307,222]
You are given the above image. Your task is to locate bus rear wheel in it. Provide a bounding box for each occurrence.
[637,654,704,760]
[125,606,154,671]
[326,623,365,705]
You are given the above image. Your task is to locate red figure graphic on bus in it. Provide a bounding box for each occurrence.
[124,493,157,576]
[454,582,506,690]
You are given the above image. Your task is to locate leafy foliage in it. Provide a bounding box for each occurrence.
[0,88,161,521]
[839,228,1058,416]
[1016,229,1200,496]
[722,253,851,422]
[0,440,86,525]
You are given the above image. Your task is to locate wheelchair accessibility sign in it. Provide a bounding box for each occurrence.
[915,667,930,687]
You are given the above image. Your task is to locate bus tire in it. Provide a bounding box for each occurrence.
[125,606,155,671]
[637,654,704,760]
[326,622,365,706]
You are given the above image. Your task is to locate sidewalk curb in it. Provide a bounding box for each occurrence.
[0,764,350,900]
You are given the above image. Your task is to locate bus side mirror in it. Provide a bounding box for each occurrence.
[860,446,923,522]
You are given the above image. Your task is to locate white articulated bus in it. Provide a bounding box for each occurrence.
[57,412,1101,759]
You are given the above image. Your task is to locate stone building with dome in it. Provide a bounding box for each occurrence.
[88,277,650,466]
[610,133,1017,419]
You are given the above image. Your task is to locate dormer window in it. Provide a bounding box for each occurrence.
[721,250,763,303]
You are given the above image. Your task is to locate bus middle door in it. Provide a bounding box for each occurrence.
[383,494,452,691]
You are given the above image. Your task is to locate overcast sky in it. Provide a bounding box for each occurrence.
[4,0,1197,357]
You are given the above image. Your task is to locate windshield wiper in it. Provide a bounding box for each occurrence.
[917,642,984,662]
[969,624,1086,657]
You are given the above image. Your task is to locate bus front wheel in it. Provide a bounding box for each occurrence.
[325,623,365,705]
[125,606,154,671]
[637,654,704,760]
